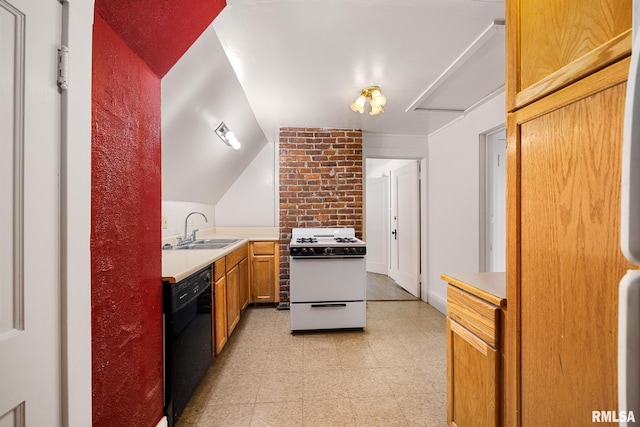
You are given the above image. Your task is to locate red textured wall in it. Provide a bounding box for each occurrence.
[278,127,364,302]
[95,0,226,77]
[91,14,163,426]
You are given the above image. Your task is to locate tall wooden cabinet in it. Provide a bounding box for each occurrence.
[506,2,635,425]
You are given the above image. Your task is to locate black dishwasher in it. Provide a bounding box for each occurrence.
[163,265,212,427]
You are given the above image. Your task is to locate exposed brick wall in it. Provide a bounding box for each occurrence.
[278,127,363,303]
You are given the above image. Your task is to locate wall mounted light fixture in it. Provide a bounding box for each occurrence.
[215,122,241,150]
[350,86,387,116]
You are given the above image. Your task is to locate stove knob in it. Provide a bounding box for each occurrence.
[301,248,307,254]
[309,248,315,254]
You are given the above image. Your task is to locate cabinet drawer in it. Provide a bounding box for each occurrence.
[447,285,499,347]
[252,241,275,255]
[213,258,225,282]
[226,244,248,270]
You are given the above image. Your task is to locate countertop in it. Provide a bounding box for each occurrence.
[162,227,279,283]
[441,272,506,307]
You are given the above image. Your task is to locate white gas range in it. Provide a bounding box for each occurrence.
[289,227,366,332]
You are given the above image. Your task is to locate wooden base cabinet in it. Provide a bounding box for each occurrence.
[212,243,249,355]
[213,258,227,356]
[444,275,505,427]
[250,242,279,304]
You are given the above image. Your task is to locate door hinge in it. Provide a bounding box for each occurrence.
[57,46,69,90]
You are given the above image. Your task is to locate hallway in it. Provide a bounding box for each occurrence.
[367,273,419,301]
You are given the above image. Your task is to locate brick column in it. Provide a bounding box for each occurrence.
[278,127,363,304]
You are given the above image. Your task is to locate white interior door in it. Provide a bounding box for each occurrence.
[389,161,420,297]
[0,0,62,424]
[365,176,389,274]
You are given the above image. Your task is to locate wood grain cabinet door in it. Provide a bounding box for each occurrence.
[447,318,499,427]
[250,242,279,303]
[506,59,637,426]
[506,0,631,111]
[226,265,240,334]
[239,257,249,311]
[214,275,227,355]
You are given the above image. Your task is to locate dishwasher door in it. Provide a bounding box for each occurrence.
[164,266,212,427]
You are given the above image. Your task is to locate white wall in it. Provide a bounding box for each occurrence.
[427,91,505,313]
[215,142,276,227]
[162,201,216,239]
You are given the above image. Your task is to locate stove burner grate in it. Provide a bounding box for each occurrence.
[296,237,318,244]
[335,237,357,243]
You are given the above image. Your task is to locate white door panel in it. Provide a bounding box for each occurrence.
[0,0,61,424]
[389,161,420,297]
[365,177,388,274]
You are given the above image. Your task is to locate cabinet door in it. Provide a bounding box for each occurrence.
[226,264,240,334]
[214,276,227,355]
[239,257,249,311]
[506,0,631,111]
[252,256,275,303]
[507,59,636,425]
[447,318,499,427]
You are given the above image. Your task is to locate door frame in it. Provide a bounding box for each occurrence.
[479,124,506,272]
[60,2,94,425]
[363,143,428,302]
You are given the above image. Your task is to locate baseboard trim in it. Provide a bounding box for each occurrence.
[427,291,446,315]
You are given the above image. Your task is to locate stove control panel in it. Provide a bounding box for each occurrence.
[290,246,366,257]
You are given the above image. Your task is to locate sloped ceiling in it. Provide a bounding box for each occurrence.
[161,24,269,205]
[95,0,226,77]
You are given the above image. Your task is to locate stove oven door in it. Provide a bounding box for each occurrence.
[289,256,366,302]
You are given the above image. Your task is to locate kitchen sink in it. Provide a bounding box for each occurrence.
[195,238,241,245]
[163,238,242,250]
[173,243,229,250]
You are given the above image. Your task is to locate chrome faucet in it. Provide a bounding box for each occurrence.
[179,211,208,245]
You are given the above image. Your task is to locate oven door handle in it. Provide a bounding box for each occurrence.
[310,303,348,308]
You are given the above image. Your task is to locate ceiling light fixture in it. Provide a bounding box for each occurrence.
[350,86,387,116]
[215,122,241,150]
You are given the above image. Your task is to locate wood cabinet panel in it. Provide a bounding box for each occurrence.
[507,59,636,425]
[226,244,248,270]
[239,257,249,311]
[252,241,275,255]
[447,318,499,427]
[506,0,631,111]
[250,242,279,304]
[214,275,227,355]
[226,264,240,335]
[213,258,225,282]
[447,285,500,347]
[252,256,275,303]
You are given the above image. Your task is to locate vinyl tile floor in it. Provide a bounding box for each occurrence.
[176,301,447,427]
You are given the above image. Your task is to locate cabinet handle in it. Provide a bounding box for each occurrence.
[310,303,347,308]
